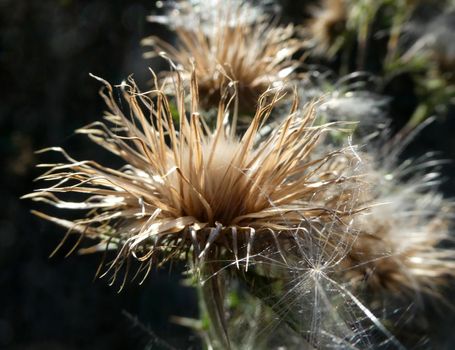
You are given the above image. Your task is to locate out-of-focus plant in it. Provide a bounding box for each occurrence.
[142,0,303,115]
[306,0,455,131]
[389,5,455,129]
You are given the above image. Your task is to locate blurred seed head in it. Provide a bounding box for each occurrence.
[306,0,347,58]
[345,126,455,302]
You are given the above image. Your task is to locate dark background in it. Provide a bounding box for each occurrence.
[0,1,199,349]
[1,1,454,349]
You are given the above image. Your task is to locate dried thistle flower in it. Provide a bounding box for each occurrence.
[350,182,454,297]
[142,0,302,113]
[24,70,366,347]
[345,126,455,301]
[25,69,362,284]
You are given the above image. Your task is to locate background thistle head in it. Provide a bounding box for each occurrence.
[142,0,303,114]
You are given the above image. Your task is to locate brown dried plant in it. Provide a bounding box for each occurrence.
[142,0,303,113]
[25,69,362,284]
[24,69,365,346]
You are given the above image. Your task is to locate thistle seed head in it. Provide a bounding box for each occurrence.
[143,0,303,113]
[344,129,455,300]
[25,71,363,287]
